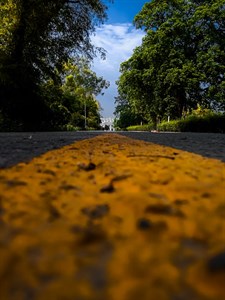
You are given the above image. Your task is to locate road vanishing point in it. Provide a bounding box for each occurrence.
[0,131,225,300]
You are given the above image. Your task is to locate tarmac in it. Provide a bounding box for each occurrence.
[0,131,225,168]
[120,131,225,162]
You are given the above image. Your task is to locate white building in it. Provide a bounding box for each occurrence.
[100,117,115,131]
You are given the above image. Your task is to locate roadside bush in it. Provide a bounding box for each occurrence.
[0,112,24,131]
[64,124,81,131]
[158,113,225,133]
[157,120,180,132]
[127,123,155,131]
[87,127,97,131]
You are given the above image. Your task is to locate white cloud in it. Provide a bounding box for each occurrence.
[91,23,144,117]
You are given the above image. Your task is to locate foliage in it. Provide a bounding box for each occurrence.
[126,124,154,131]
[39,59,109,130]
[113,94,150,130]
[157,120,181,132]
[116,0,225,124]
[0,0,109,130]
[187,104,215,117]
[158,113,225,133]
[64,124,81,131]
[114,109,144,130]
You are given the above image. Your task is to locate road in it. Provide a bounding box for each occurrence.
[0,131,225,168]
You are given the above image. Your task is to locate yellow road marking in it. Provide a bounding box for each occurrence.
[0,133,225,300]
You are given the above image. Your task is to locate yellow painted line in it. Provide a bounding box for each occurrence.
[0,133,225,300]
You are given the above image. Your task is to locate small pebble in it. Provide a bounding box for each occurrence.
[145,204,185,217]
[100,182,115,193]
[78,162,96,171]
[5,180,27,187]
[81,204,110,219]
[174,199,189,206]
[60,184,78,191]
[48,205,61,221]
[137,218,153,230]
[207,251,225,272]
[145,204,173,215]
[76,225,107,245]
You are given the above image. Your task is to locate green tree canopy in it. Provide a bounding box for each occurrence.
[39,58,109,130]
[0,0,109,130]
[61,59,109,129]
[114,95,145,129]
[116,0,225,125]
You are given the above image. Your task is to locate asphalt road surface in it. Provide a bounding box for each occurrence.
[0,131,225,168]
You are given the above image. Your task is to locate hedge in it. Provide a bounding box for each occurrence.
[157,113,225,133]
[126,124,155,131]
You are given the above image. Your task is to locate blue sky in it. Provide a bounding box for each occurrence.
[91,0,148,117]
[105,0,147,24]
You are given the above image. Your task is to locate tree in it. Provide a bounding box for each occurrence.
[116,0,225,124]
[116,47,158,124]
[41,58,109,130]
[114,94,145,129]
[0,0,109,130]
[60,59,109,129]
